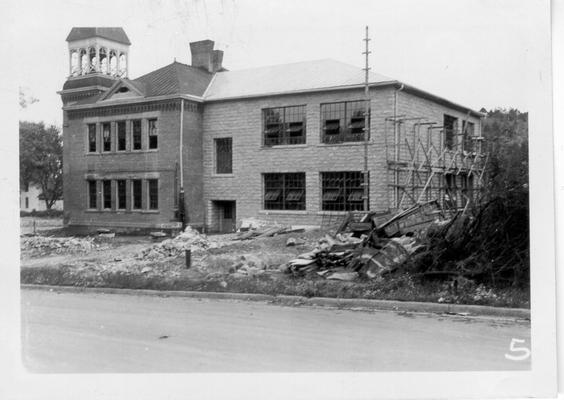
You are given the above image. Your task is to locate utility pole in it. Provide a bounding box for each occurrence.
[362,26,371,212]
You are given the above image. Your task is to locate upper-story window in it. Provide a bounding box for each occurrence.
[444,114,458,150]
[117,121,127,151]
[462,120,475,152]
[102,123,112,152]
[215,138,233,174]
[87,124,97,152]
[321,100,369,144]
[132,120,142,150]
[148,119,158,149]
[263,105,306,146]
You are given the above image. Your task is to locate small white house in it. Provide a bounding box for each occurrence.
[20,184,63,212]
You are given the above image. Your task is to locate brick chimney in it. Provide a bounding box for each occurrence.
[190,40,224,73]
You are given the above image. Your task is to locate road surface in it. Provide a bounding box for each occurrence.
[21,288,531,373]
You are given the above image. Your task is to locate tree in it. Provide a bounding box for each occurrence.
[19,121,63,209]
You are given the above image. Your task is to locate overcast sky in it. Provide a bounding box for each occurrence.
[10,0,548,127]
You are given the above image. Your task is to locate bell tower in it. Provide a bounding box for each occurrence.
[60,27,131,104]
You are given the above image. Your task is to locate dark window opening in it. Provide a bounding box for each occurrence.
[87,124,97,152]
[263,106,306,146]
[88,180,97,209]
[148,179,158,210]
[444,173,457,208]
[462,121,475,152]
[444,115,458,150]
[102,123,111,152]
[132,180,142,209]
[148,119,158,149]
[215,138,233,174]
[132,120,142,150]
[321,101,368,144]
[25,197,29,209]
[102,180,112,209]
[117,121,126,151]
[263,173,306,210]
[321,171,367,211]
[117,180,126,209]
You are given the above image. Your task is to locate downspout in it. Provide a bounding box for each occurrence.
[179,99,186,229]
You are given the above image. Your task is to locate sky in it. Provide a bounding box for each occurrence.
[8,0,549,127]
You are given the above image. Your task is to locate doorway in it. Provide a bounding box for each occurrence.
[214,201,236,233]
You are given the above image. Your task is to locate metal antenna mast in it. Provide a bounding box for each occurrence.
[362,26,371,212]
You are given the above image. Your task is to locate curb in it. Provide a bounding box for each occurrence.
[20,284,530,320]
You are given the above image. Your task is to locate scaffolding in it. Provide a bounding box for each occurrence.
[385,115,488,215]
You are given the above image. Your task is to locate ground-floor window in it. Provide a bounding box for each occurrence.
[263,173,306,210]
[148,179,159,210]
[132,179,142,209]
[102,180,112,209]
[117,180,126,210]
[321,171,367,211]
[85,178,158,212]
[88,180,97,209]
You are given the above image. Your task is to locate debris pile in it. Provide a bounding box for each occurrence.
[21,236,99,255]
[138,226,225,259]
[284,202,441,281]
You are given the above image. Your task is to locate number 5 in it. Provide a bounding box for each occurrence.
[505,338,531,361]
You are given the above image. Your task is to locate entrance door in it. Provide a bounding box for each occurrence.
[218,201,236,233]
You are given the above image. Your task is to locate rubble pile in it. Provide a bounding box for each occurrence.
[21,236,99,254]
[138,226,225,260]
[283,202,441,281]
[233,218,306,241]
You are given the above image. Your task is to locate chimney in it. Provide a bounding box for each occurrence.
[190,40,224,73]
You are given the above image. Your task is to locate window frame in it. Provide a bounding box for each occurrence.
[102,179,112,210]
[263,172,306,211]
[116,121,127,152]
[102,122,112,152]
[131,179,143,210]
[132,119,142,151]
[262,105,306,147]
[214,137,233,174]
[321,171,367,211]
[320,100,369,144]
[87,180,97,209]
[147,179,159,210]
[116,179,127,210]
[148,118,158,150]
[443,114,458,151]
[87,123,97,153]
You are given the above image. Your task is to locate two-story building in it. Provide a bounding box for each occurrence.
[59,27,484,234]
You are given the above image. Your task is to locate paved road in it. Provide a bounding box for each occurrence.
[21,288,531,373]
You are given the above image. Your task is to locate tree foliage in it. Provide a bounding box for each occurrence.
[19,121,63,209]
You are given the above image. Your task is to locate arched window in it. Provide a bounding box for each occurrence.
[109,50,117,76]
[99,48,108,74]
[80,49,88,75]
[118,53,127,76]
[89,47,97,73]
[70,50,80,76]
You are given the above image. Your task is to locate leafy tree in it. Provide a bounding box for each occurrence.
[19,121,63,209]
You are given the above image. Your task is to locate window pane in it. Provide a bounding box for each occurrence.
[132,180,142,209]
[264,173,305,210]
[322,101,368,144]
[215,138,232,174]
[263,106,305,146]
[148,119,158,149]
[88,124,97,152]
[102,123,111,152]
[321,171,367,211]
[132,120,142,150]
[88,180,97,209]
[148,179,158,210]
[117,180,126,209]
[117,121,126,151]
[102,180,112,209]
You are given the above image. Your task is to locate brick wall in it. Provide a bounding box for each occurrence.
[63,99,203,232]
[202,86,482,229]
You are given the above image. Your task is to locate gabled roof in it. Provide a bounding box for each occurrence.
[66,27,131,45]
[132,62,213,97]
[203,59,394,101]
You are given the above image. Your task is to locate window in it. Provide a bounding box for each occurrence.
[462,121,475,152]
[102,180,112,209]
[87,124,97,152]
[321,171,367,211]
[215,138,233,174]
[25,197,29,209]
[263,106,306,146]
[321,101,368,144]
[132,180,142,209]
[263,173,305,210]
[117,180,126,209]
[444,173,457,209]
[117,121,126,151]
[148,179,158,210]
[88,180,97,209]
[132,120,142,150]
[444,115,458,150]
[148,119,158,149]
[102,123,111,152]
